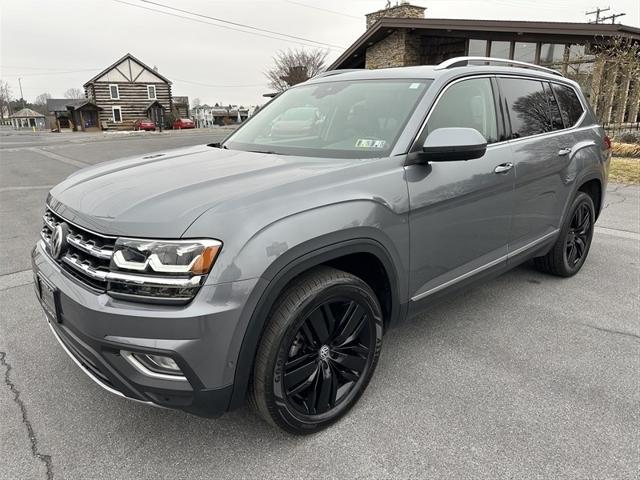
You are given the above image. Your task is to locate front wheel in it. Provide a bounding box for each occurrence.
[250,266,383,434]
[534,191,595,277]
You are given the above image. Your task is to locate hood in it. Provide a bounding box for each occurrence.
[48,145,355,238]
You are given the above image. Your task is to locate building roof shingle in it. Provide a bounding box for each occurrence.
[10,108,45,118]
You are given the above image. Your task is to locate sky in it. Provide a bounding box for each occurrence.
[1,0,639,106]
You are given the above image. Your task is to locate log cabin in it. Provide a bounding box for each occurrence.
[84,53,173,130]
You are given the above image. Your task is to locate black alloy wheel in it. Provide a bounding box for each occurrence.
[565,203,591,267]
[534,191,595,277]
[251,267,383,434]
[282,299,373,416]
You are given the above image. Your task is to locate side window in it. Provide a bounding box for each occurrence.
[543,82,564,130]
[112,106,122,123]
[427,78,498,144]
[501,78,553,138]
[551,84,584,128]
[109,84,119,100]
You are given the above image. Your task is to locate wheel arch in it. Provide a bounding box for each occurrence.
[227,236,404,409]
[577,177,603,219]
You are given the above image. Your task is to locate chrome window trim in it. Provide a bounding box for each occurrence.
[410,229,559,302]
[121,351,188,382]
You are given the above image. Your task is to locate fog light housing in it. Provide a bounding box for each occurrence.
[121,351,186,380]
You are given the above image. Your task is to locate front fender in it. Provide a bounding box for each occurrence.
[184,199,409,409]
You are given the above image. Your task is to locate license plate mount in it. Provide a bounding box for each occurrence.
[37,274,60,323]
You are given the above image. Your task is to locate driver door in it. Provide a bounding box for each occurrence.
[406,76,514,312]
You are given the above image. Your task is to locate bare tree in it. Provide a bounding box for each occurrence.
[64,87,85,99]
[191,98,201,108]
[0,80,12,119]
[34,92,52,106]
[265,48,328,93]
[581,36,640,123]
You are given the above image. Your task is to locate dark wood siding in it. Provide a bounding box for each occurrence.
[90,82,172,130]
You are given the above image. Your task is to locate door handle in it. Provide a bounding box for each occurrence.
[558,148,572,156]
[494,162,513,174]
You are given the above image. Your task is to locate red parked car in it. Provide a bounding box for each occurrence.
[133,118,156,131]
[173,118,195,129]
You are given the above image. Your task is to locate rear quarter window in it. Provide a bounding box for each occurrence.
[551,84,584,128]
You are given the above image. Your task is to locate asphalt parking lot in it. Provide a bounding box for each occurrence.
[1,130,638,480]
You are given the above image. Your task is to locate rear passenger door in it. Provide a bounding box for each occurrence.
[499,77,583,254]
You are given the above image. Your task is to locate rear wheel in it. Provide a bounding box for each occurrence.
[250,266,383,434]
[534,191,595,277]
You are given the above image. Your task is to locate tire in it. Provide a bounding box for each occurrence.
[534,191,595,277]
[250,266,383,434]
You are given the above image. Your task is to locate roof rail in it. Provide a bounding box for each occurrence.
[435,57,563,77]
[313,69,362,79]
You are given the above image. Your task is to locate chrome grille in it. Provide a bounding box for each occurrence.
[40,208,205,303]
[41,209,115,291]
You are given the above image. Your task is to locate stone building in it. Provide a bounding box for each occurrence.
[329,2,640,124]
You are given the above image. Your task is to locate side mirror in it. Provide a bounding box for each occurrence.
[408,127,487,164]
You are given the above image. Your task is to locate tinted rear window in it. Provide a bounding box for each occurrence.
[551,84,584,127]
[501,78,554,138]
[543,83,564,130]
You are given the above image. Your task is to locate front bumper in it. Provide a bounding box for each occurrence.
[32,240,258,417]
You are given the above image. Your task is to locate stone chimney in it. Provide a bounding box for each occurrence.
[365,1,426,29]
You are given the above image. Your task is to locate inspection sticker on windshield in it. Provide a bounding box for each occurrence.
[409,82,422,89]
[355,139,386,148]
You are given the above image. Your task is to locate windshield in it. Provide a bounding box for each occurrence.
[224,79,431,158]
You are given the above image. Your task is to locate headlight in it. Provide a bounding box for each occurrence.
[108,238,222,304]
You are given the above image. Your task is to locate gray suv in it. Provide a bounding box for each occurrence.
[32,57,610,434]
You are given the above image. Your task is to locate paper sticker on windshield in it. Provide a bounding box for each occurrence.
[409,83,422,89]
[355,139,386,148]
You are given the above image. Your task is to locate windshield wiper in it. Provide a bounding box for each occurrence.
[207,142,228,149]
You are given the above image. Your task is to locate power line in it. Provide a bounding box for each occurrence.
[0,65,99,72]
[110,0,337,50]
[136,0,346,49]
[282,0,361,20]
[1,68,100,78]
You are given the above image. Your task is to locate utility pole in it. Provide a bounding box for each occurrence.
[586,6,610,23]
[600,12,626,23]
[17,77,25,108]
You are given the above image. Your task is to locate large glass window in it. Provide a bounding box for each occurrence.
[568,44,594,62]
[513,42,536,63]
[500,78,554,138]
[225,79,431,158]
[468,39,487,56]
[551,84,584,127]
[490,41,511,59]
[426,78,498,143]
[540,43,566,65]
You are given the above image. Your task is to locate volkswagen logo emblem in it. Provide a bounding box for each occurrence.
[319,345,331,362]
[50,223,69,260]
